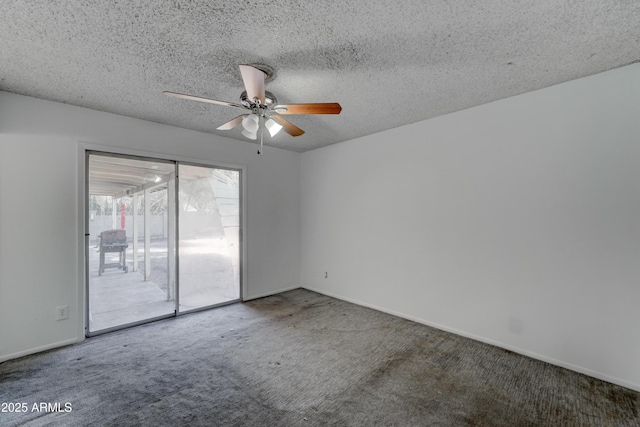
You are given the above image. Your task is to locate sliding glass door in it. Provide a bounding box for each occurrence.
[178,164,240,312]
[86,152,241,335]
[87,153,176,333]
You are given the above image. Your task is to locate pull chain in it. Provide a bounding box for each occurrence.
[257,116,264,155]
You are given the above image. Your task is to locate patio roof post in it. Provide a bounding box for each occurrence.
[144,188,151,281]
[167,175,176,302]
[132,192,139,272]
[111,197,117,229]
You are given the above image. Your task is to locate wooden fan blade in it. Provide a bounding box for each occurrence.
[163,91,245,109]
[217,114,248,130]
[273,103,342,115]
[271,115,305,137]
[239,65,265,105]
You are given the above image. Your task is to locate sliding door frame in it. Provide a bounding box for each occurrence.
[79,142,246,337]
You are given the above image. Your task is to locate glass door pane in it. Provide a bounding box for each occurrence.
[178,164,240,312]
[87,153,176,333]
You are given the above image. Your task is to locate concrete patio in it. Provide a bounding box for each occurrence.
[88,238,238,333]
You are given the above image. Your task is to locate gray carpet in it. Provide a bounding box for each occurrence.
[1,289,638,426]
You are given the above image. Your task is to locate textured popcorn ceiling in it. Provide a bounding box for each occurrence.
[1,1,639,152]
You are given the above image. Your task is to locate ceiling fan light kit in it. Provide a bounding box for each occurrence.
[242,114,259,133]
[265,118,283,137]
[164,64,342,154]
[241,128,257,140]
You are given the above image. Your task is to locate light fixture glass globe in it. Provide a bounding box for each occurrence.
[265,118,283,137]
[241,128,257,140]
[242,114,259,132]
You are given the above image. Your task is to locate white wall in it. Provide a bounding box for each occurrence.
[301,63,640,391]
[0,92,301,361]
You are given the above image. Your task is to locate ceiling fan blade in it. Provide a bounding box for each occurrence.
[273,103,342,115]
[239,65,266,105]
[271,115,305,137]
[163,91,245,109]
[216,114,248,130]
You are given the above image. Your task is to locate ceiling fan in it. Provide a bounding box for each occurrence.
[164,65,342,153]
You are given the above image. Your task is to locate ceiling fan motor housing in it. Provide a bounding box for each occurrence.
[241,90,277,109]
[241,90,278,118]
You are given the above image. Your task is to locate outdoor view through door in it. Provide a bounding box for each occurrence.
[87,153,241,334]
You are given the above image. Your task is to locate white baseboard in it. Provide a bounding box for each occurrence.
[243,285,301,301]
[302,285,640,393]
[0,338,79,363]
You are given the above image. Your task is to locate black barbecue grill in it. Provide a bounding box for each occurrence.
[98,229,128,275]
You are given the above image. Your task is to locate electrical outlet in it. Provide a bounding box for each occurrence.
[56,305,69,321]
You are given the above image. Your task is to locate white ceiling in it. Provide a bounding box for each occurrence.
[1,1,638,152]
